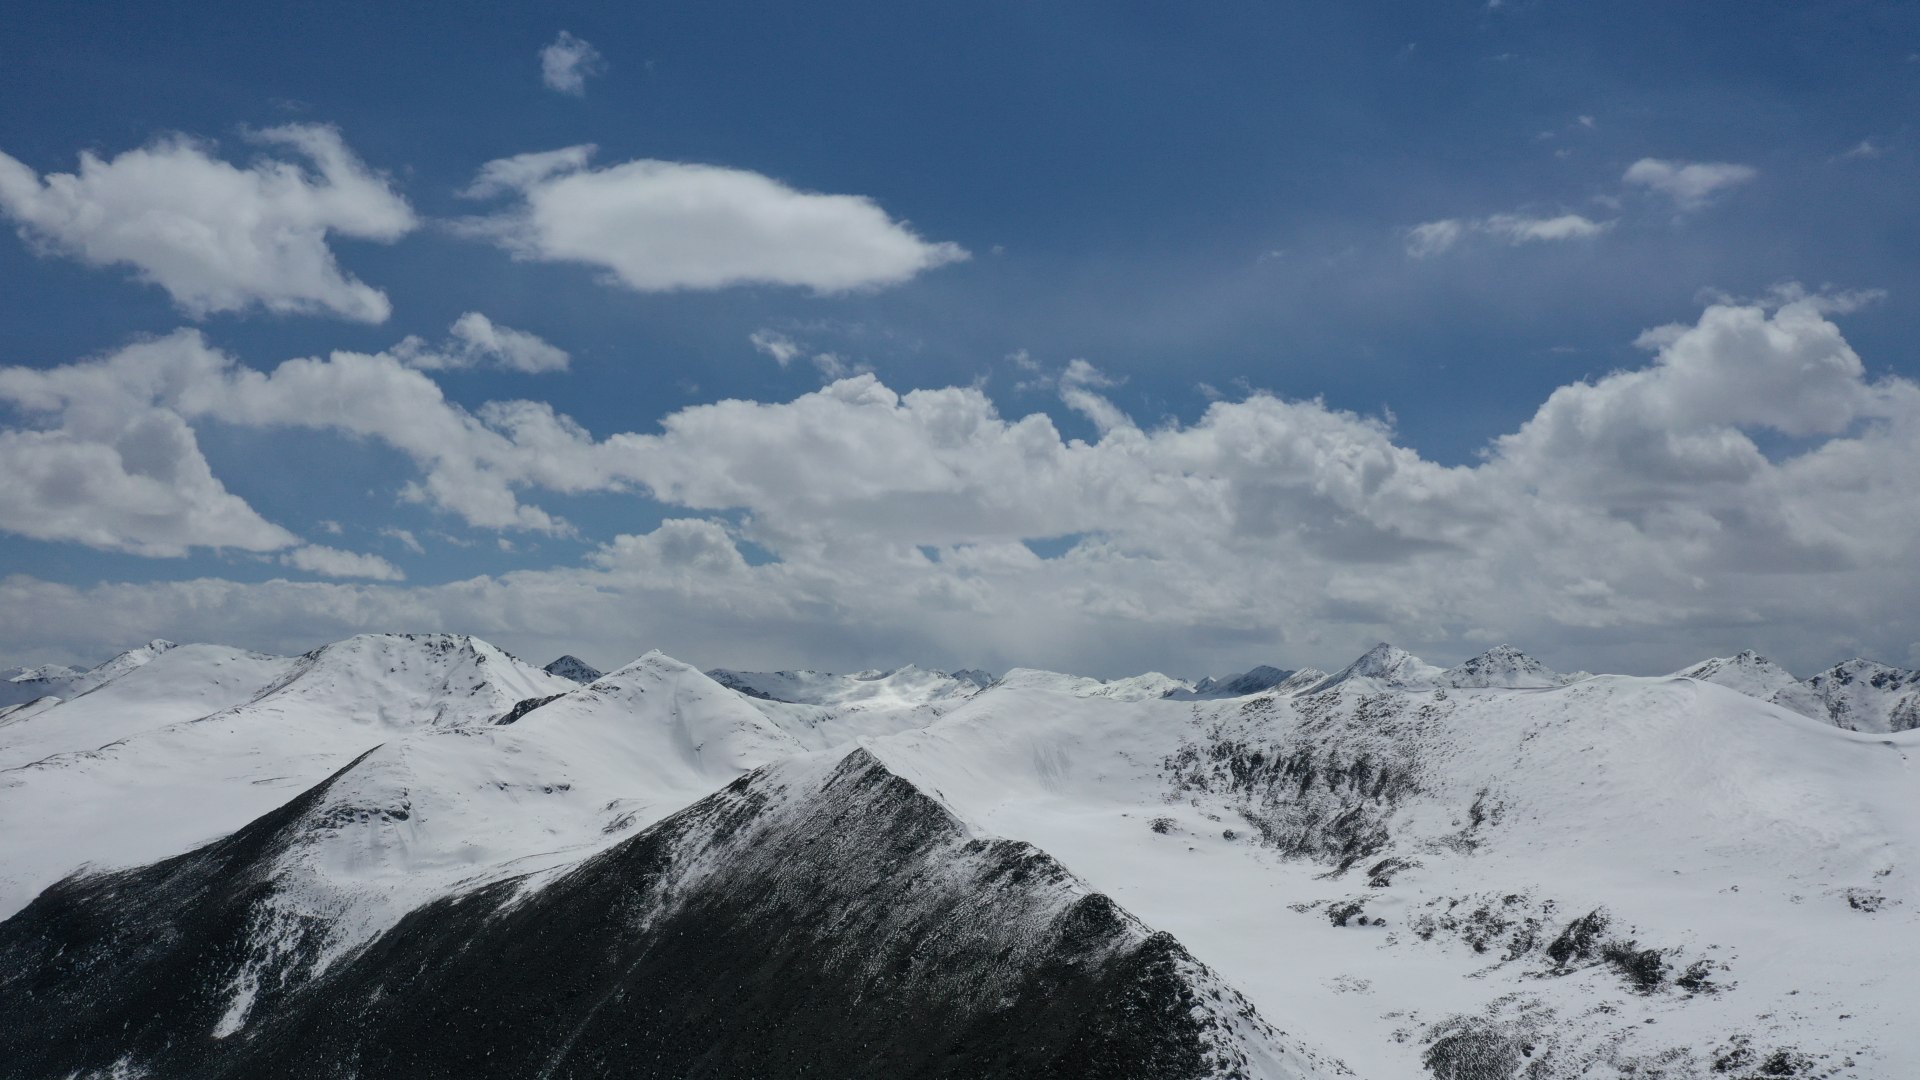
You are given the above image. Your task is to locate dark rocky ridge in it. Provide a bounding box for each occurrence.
[0,747,1299,1079]
[543,654,603,683]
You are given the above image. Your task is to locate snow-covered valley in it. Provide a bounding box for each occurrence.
[1,634,1914,1079]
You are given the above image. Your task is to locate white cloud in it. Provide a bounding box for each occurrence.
[540,31,605,96]
[749,330,803,367]
[1622,158,1757,209]
[7,293,1920,678]
[1408,213,1610,257]
[461,147,968,293]
[395,312,570,373]
[281,544,405,580]
[0,125,415,321]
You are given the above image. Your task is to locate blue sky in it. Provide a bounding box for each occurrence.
[3,2,1920,678]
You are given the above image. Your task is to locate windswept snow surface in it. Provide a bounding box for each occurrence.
[2,634,1917,1077]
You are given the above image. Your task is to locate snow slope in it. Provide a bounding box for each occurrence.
[868,651,1920,1078]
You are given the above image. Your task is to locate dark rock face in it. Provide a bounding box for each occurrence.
[0,748,1274,1080]
[543,655,603,683]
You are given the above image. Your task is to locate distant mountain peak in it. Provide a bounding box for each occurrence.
[543,655,602,684]
[1805,656,1920,733]
[1441,645,1570,689]
[1672,651,1826,720]
[1307,642,1442,693]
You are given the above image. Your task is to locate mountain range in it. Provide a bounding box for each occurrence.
[0,634,1913,1078]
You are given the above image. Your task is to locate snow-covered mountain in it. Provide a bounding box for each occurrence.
[1439,644,1579,689]
[1670,650,1828,720]
[1805,658,1920,733]
[1304,642,1445,694]
[1,634,1915,1078]
[0,638,176,709]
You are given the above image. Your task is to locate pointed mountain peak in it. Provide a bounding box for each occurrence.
[1672,651,1825,720]
[543,655,603,684]
[1307,643,1442,694]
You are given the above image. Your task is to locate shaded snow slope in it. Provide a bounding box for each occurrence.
[707,664,992,707]
[1806,658,1920,733]
[1180,665,1300,699]
[706,664,997,749]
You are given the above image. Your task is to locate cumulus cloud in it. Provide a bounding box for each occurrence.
[1407,212,1610,257]
[6,292,1920,678]
[0,125,415,321]
[394,312,570,373]
[281,544,405,580]
[1623,158,1757,209]
[460,147,968,293]
[540,31,605,95]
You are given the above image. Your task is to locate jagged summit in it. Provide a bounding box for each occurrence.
[542,654,602,684]
[1806,657,1920,733]
[1181,664,1299,698]
[1305,642,1443,694]
[1671,649,1826,720]
[1440,644,1574,689]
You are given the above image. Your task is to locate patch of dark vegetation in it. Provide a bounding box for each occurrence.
[1149,816,1177,834]
[1712,1036,1817,1077]
[1545,909,1609,968]
[1844,888,1886,912]
[1600,939,1667,993]
[1676,958,1727,995]
[1366,856,1419,888]
[1410,893,1547,959]
[1422,1018,1525,1080]
[1328,899,1367,927]
[1162,692,1430,869]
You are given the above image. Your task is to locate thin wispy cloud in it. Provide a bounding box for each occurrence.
[1406,212,1610,257]
[1623,158,1758,209]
